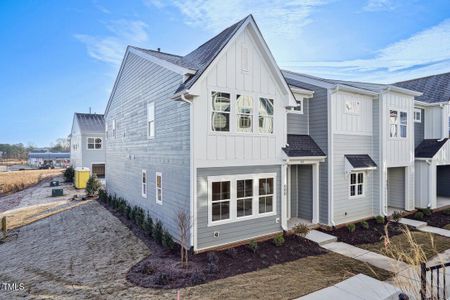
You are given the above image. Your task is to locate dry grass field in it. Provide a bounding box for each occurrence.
[0,169,63,194]
[0,159,26,166]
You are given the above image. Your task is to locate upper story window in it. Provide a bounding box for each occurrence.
[211,92,231,132]
[258,97,274,133]
[236,95,253,132]
[156,172,162,205]
[87,137,102,150]
[287,100,303,114]
[345,100,360,114]
[390,110,407,138]
[414,108,422,123]
[147,102,155,139]
[349,172,364,197]
[141,170,147,198]
[112,119,116,138]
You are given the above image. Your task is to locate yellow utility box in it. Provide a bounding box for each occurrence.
[74,167,90,189]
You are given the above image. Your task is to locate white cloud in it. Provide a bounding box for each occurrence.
[281,19,450,82]
[364,0,396,12]
[75,20,149,66]
[146,0,329,39]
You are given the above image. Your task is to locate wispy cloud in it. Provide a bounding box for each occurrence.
[145,0,329,39]
[282,18,450,82]
[363,0,396,12]
[75,19,149,66]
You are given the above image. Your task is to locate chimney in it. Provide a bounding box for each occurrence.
[157,48,161,52]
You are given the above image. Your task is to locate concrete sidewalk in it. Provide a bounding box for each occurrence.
[400,218,450,238]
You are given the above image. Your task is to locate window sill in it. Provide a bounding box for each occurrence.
[208,211,276,227]
[156,200,163,205]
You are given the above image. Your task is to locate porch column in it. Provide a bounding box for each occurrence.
[312,162,320,224]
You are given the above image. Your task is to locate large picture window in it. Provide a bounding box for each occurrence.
[211,92,231,132]
[236,95,253,132]
[350,172,364,197]
[87,137,102,150]
[211,181,231,221]
[258,178,274,214]
[259,97,274,133]
[390,110,407,138]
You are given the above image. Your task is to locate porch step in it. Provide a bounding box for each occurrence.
[399,218,427,229]
[305,230,337,245]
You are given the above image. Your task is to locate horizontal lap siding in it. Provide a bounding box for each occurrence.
[196,165,282,250]
[333,134,375,224]
[81,133,106,170]
[415,108,425,148]
[105,52,190,241]
[287,100,309,135]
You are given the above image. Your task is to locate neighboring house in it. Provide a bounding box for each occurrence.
[69,113,106,178]
[28,152,70,168]
[395,72,450,209]
[282,71,422,226]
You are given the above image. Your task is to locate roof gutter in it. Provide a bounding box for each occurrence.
[332,84,378,97]
[384,86,423,97]
[415,100,450,107]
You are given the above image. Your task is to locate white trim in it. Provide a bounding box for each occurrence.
[86,136,103,150]
[332,84,378,97]
[90,162,106,178]
[389,108,408,139]
[349,171,365,198]
[290,86,314,97]
[414,108,422,123]
[328,89,335,226]
[207,173,277,227]
[141,169,147,198]
[156,172,162,205]
[385,86,422,97]
[147,102,155,139]
[312,162,320,224]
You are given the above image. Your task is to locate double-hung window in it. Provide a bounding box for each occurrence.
[350,172,364,197]
[112,119,116,138]
[258,178,274,214]
[259,97,274,133]
[236,95,253,132]
[414,108,422,123]
[147,102,155,138]
[390,110,407,138]
[211,181,231,221]
[237,179,253,217]
[156,172,162,204]
[142,170,147,198]
[87,137,102,150]
[211,92,231,132]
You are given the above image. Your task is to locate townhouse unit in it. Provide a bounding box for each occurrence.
[70,113,106,178]
[103,15,423,251]
[395,72,450,210]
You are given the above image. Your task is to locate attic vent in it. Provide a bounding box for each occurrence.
[241,45,248,71]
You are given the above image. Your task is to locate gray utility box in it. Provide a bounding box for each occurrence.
[51,188,63,197]
[50,181,60,187]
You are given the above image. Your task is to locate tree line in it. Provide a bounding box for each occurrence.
[0,138,70,160]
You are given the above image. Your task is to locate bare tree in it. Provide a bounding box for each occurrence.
[177,210,192,267]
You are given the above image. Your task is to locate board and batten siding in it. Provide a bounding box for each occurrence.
[105,52,191,242]
[196,165,282,250]
[191,26,288,168]
[287,99,309,135]
[414,108,425,148]
[333,91,373,136]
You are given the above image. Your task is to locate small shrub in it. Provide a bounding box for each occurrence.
[162,230,175,250]
[126,204,132,220]
[190,272,206,285]
[414,211,424,220]
[248,240,258,253]
[153,272,171,285]
[421,208,432,216]
[131,206,138,221]
[86,175,101,197]
[292,223,310,237]
[107,195,112,206]
[134,207,145,228]
[98,189,107,202]
[272,233,285,247]
[207,252,219,264]
[207,262,219,274]
[64,166,75,183]
[360,221,369,230]
[392,211,402,223]
[347,223,356,233]
[153,220,163,245]
[443,208,450,216]
[375,215,385,224]
[225,247,237,258]
[143,213,153,235]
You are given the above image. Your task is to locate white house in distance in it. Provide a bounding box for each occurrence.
[69,113,106,178]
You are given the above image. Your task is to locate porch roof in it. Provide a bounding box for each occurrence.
[415,138,449,158]
[345,154,377,171]
[282,135,326,157]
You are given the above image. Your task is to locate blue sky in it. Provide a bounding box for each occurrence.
[1,0,449,146]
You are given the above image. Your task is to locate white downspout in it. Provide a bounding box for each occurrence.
[426,159,433,208]
[439,104,447,141]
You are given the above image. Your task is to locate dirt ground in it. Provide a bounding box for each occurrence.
[0,169,63,195]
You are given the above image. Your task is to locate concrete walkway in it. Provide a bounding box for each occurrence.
[400,218,450,238]
[297,274,401,300]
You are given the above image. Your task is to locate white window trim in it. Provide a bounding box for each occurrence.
[147,102,155,139]
[207,173,277,227]
[156,172,162,205]
[86,137,103,150]
[236,94,254,133]
[389,109,408,139]
[414,108,422,123]
[112,119,116,138]
[141,170,147,198]
[287,99,303,115]
[349,171,365,199]
[208,88,275,136]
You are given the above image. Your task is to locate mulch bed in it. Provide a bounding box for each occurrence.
[410,210,450,228]
[319,219,410,245]
[98,199,328,289]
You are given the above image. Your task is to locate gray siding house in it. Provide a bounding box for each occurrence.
[70,113,106,178]
[395,72,450,209]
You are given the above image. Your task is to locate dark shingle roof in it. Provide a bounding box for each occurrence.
[75,113,105,133]
[394,72,450,104]
[282,135,326,157]
[415,139,449,158]
[345,155,377,169]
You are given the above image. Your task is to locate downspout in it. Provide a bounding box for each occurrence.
[426,159,433,208]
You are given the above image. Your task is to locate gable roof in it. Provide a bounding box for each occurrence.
[394,72,450,104]
[415,138,449,158]
[74,113,105,133]
[282,135,326,157]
